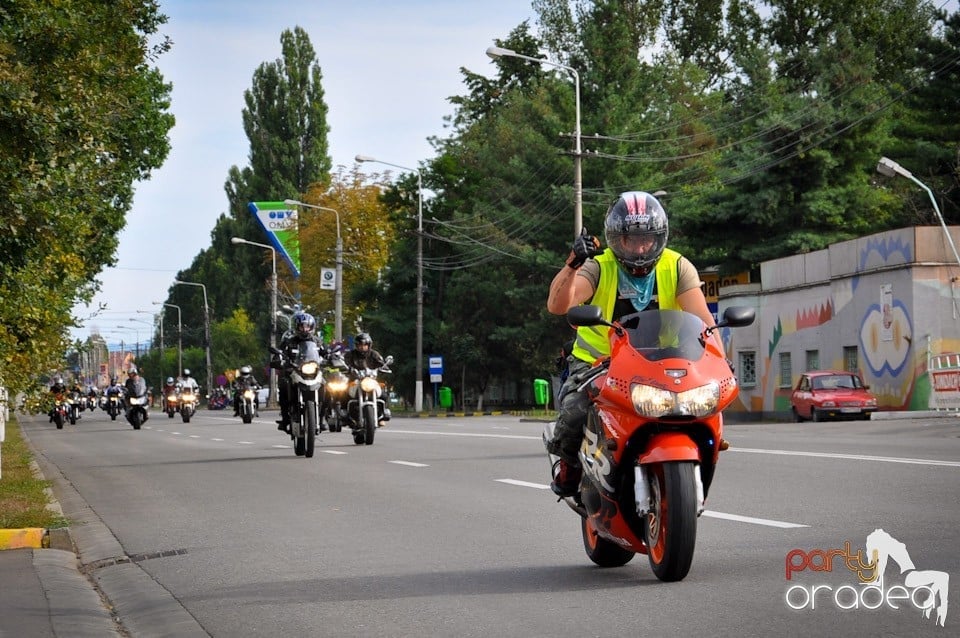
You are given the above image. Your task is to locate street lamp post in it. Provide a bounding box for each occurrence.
[354,155,424,412]
[135,311,162,384]
[173,280,212,400]
[154,302,182,377]
[282,199,343,342]
[486,46,582,237]
[112,326,140,357]
[130,316,159,388]
[231,237,278,408]
[877,157,960,270]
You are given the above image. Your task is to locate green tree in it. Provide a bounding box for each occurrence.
[212,309,264,381]
[0,0,173,394]
[162,26,332,359]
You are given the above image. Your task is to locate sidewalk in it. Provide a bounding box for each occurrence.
[0,415,209,638]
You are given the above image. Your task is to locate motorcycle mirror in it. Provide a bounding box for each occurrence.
[714,306,756,330]
[384,355,394,366]
[566,304,609,328]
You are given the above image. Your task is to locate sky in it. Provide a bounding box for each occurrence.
[72,0,538,347]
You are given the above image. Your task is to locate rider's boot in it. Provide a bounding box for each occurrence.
[276,408,290,432]
[550,458,582,498]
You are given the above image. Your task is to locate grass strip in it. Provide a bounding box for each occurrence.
[0,416,68,529]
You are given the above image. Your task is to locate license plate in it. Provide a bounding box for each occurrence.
[840,407,860,413]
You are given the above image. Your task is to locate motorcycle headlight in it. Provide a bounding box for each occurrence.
[167,394,177,401]
[630,382,719,418]
[243,389,255,399]
[300,361,319,377]
[328,380,348,392]
[129,396,145,405]
[360,377,379,393]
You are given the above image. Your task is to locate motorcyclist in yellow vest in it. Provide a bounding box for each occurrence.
[545,191,720,497]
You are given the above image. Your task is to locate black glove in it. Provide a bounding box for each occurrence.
[567,228,603,269]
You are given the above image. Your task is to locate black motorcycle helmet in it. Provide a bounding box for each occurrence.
[294,312,316,338]
[355,332,372,348]
[604,191,669,277]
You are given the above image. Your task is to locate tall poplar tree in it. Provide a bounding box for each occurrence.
[169,26,331,355]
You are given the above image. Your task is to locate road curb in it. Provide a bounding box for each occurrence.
[0,527,48,549]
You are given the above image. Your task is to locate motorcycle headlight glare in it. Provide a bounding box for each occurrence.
[630,384,676,417]
[328,380,348,392]
[631,382,719,418]
[360,377,379,393]
[243,390,255,399]
[167,394,177,401]
[300,361,319,377]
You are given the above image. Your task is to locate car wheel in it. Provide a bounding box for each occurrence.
[812,408,822,422]
[792,407,804,423]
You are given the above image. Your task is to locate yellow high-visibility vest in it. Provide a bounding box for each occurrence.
[571,248,681,363]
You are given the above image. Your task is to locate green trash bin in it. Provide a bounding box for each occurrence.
[533,378,550,406]
[438,386,453,410]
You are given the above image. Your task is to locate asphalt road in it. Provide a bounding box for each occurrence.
[19,409,960,637]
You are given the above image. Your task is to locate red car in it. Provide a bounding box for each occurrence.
[790,370,878,422]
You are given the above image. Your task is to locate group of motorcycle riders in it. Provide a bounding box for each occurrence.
[48,311,390,434]
[47,190,715,485]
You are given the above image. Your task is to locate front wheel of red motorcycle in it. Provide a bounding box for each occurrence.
[645,461,698,582]
[581,516,635,568]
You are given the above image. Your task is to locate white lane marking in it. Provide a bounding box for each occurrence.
[496,480,808,527]
[390,460,429,467]
[384,429,539,440]
[211,438,224,442]
[189,435,200,439]
[497,479,551,489]
[730,447,960,468]
[172,431,181,435]
[237,441,254,445]
[702,510,808,528]
[271,445,289,449]
[323,450,348,455]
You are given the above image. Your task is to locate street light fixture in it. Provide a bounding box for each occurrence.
[173,280,212,399]
[282,199,344,342]
[354,155,425,413]
[877,157,960,271]
[231,236,278,408]
[486,45,582,237]
[153,302,182,378]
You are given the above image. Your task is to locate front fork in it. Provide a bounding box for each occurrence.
[634,463,705,517]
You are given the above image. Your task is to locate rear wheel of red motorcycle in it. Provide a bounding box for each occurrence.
[581,516,635,567]
[645,461,697,582]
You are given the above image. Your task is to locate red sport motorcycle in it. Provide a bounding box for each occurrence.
[545,304,755,581]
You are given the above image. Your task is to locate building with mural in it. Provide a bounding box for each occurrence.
[718,226,960,418]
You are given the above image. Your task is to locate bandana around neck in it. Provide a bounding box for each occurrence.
[617,266,655,312]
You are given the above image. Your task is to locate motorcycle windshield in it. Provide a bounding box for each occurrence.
[296,339,323,365]
[618,309,707,362]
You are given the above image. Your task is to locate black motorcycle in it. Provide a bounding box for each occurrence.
[271,340,327,458]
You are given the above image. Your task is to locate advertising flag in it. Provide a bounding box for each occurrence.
[248,201,300,278]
